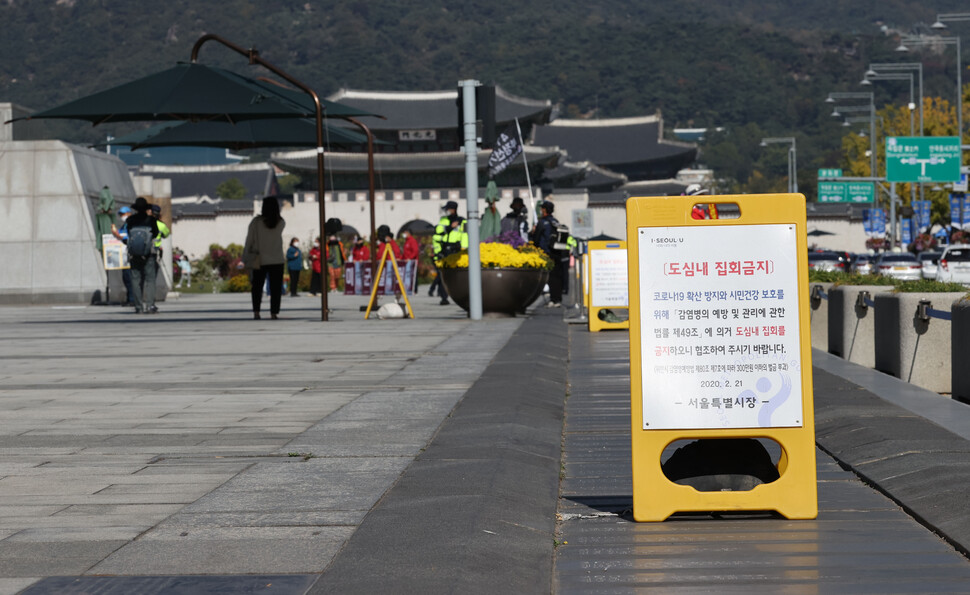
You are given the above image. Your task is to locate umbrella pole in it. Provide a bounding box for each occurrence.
[345,118,378,291]
[191,33,330,320]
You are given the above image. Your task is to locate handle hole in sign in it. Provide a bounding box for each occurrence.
[660,437,783,492]
[690,202,741,221]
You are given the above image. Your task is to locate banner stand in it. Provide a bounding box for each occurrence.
[626,194,817,522]
[587,240,629,332]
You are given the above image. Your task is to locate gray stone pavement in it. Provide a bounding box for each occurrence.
[0,291,524,594]
[5,288,970,593]
[557,330,970,593]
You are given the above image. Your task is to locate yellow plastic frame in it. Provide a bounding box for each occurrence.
[587,240,630,332]
[626,194,817,521]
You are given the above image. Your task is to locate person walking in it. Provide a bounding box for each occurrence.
[113,197,159,314]
[533,200,566,308]
[176,254,192,288]
[286,237,303,297]
[429,201,461,304]
[325,235,345,292]
[400,229,421,293]
[243,197,286,320]
[112,206,136,306]
[308,238,322,296]
[376,225,402,262]
[501,197,530,243]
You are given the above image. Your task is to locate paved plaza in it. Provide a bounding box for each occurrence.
[0,292,968,593]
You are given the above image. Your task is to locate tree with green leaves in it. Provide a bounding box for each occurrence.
[216,177,247,200]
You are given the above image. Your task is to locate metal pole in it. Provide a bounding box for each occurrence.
[344,117,379,286]
[514,118,538,228]
[957,36,963,145]
[791,139,798,193]
[460,80,483,321]
[190,33,331,320]
[890,183,897,249]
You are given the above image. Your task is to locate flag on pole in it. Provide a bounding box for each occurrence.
[487,124,523,177]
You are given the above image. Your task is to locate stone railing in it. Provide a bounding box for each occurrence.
[809,282,969,400]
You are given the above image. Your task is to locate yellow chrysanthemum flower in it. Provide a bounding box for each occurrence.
[441,242,553,270]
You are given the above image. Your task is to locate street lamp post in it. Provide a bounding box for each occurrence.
[930,16,969,148]
[866,63,924,135]
[861,72,918,204]
[861,72,917,136]
[826,92,876,177]
[897,35,962,143]
[760,137,797,193]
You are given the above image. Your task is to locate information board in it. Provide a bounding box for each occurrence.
[636,224,803,430]
[817,181,874,203]
[590,246,628,308]
[886,136,961,183]
[571,209,594,240]
[102,234,129,270]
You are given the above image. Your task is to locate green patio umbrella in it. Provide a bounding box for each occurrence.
[12,62,372,125]
[103,118,378,151]
[6,36,382,322]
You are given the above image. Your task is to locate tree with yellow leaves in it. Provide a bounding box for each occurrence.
[839,88,967,229]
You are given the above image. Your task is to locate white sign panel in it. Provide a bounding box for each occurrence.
[571,209,594,239]
[637,224,803,430]
[590,247,628,307]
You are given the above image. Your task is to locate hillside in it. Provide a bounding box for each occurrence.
[1,0,965,195]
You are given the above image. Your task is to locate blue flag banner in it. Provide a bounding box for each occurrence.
[913,200,931,232]
[901,218,913,245]
[875,209,887,235]
[863,209,874,236]
[951,194,962,229]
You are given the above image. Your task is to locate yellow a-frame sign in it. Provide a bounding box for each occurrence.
[626,194,817,521]
[364,244,416,320]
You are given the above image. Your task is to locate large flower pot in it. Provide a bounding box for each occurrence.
[440,267,547,316]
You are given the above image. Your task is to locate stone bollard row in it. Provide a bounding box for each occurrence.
[810,284,969,397]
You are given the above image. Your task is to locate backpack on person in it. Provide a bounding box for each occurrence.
[552,222,571,251]
[127,224,154,258]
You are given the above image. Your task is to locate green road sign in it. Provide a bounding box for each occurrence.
[817,181,874,203]
[817,168,842,179]
[886,136,961,183]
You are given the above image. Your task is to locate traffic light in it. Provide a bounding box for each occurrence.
[455,84,497,148]
[476,85,496,148]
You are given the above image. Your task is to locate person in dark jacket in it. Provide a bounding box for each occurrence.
[286,237,303,297]
[113,197,160,314]
[533,200,565,308]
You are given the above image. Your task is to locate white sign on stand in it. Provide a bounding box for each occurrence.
[637,224,803,430]
[590,248,628,307]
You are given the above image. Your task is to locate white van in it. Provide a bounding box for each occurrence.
[935,245,970,285]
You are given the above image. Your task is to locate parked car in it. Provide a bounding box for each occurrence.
[807,251,844,272]
[872,252,922,281]
[918,251,943,280]
[851,254,873,275]
[935,245,970,285]
[831,251,853,270]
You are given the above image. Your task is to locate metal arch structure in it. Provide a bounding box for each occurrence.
[190,34,382,321]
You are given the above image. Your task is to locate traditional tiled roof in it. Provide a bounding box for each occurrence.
[621,179,691,197]
[137,163,278,200]
[541,161,628,193]
[170,198,255,221]
[271,145,564,174]
[531,115,697,181]
[327,87,552,131]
